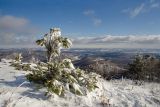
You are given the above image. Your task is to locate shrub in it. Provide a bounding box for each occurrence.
[26,28,98,96]
[14,53,23,62]
[127,54,160,82]
[10,62,22,70]
[10,53,32,71]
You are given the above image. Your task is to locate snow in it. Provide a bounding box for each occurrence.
[0,59,160,107]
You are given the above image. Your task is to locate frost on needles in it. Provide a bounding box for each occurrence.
[25,28,99,96]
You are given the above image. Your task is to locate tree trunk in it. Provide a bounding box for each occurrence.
[48,55,52,62]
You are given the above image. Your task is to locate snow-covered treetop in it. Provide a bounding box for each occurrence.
[50,28,61,37]
[36,28,72,62]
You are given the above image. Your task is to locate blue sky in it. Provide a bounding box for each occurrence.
[0,0,160,48]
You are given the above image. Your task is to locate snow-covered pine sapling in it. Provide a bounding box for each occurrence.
[10,53,23,70]
[26,28,98,96]
[15,53,23,63]
[10,53,32,71]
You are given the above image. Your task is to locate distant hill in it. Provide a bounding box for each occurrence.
[74,56,126,79]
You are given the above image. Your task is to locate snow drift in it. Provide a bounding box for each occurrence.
[0,59,160,107]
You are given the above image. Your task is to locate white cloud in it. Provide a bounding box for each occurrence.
[0,15,38,48]
[93,18,102,26]
[150,3,159,8]
[0,15,28,29]
[121,8,130,13]
[130,3,145,18]
[150,0,155,3]
[83,10,102,26]
[83,10,95,16]
[72,35,160,49]
[123,0,160,18]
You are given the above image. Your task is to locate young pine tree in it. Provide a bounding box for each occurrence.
[26,28,98,96]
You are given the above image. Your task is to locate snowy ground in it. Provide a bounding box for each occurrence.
[0,59,160,107]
